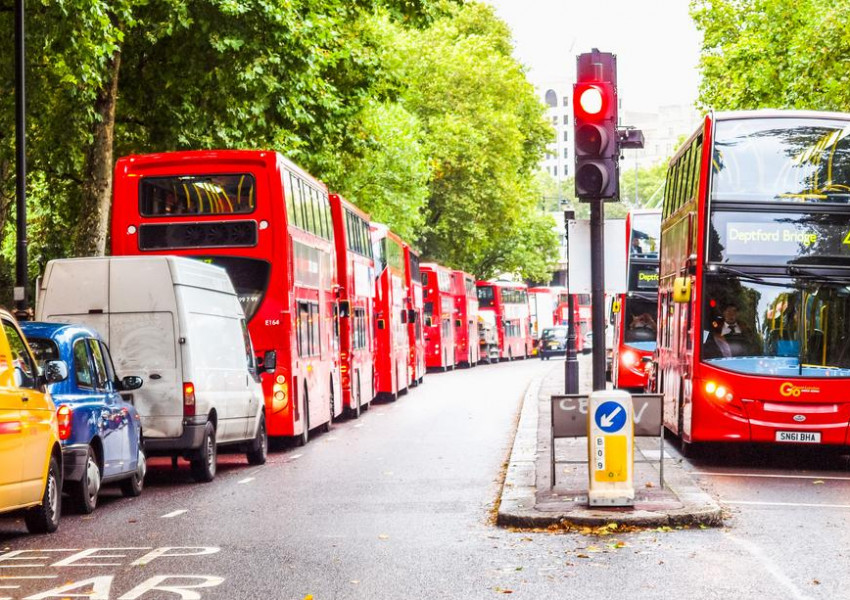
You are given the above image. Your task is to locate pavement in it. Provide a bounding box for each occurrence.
[497,355,724,528]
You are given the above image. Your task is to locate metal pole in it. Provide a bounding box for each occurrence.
[590,199,605,390]
[14,0,28,316]
[564,211,578,394]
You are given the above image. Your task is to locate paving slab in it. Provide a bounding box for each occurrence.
[497,356,723,528]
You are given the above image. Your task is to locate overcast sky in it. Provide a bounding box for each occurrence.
[483,0,703,113]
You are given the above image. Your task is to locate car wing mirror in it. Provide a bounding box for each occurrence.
[120,375,144,391]
[43,360,69,384]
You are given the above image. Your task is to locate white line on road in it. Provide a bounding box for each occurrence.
[726,500,850,509]
[238,477,255,484]
[290,454,303,460]
[161,509,188,518]
[725,533,813,600]
[693,471,850,481]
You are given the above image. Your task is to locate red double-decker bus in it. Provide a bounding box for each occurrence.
[421,263,456,371]
[404,245,426,386]
[111,150,341,445]
[657,111,850,455]
[451,270,480,367]
[554,291,589,353]
[370,223,410,400]
[611,209,660,391]
[476,281,530,361]
[330,193,374,418]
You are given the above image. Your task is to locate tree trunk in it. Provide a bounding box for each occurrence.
[73,47,121,257]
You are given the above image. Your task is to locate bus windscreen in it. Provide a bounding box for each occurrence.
[712,118,850,204]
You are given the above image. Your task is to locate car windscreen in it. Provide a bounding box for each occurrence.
[27,338,60,363]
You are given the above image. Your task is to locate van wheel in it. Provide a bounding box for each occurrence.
[70,445,102,514]
[247,414,268,465]
[297,390,309,447]
[120,444,146,497]
[25,455,61,534]
[190,422,217,482]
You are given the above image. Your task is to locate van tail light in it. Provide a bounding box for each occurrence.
[57,405,73,440]
[183,382,196,418]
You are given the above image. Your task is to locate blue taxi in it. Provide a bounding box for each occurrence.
[20,322,146,514]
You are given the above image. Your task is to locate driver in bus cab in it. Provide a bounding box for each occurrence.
[704,302,754,358]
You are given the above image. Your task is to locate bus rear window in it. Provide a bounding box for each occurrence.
[140,174,256,216]
[477,286,495,308]
[195,256,270,321]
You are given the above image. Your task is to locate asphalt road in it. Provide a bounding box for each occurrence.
[2,358,850,599]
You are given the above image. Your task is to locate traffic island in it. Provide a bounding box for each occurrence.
[496,361,723,529]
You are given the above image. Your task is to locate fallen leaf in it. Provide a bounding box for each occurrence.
[813,480,825,485]
[303,596,313,600]
[378,534,390,540]
[576,554,590,559]
[645,481,655,488]
[813,579,820,585]
[350,580,360,585]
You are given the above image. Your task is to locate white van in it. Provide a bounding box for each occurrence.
[36,256,268,482]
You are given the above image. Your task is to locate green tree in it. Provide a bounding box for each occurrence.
[392,2,558,281]
[691,0,850,111]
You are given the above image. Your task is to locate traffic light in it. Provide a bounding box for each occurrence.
[573,50,619,201]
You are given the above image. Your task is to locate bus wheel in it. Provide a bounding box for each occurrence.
[350,373,362,419]
[297,389,309,447]
[322,385,333,433]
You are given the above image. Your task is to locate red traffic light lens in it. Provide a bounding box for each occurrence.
[574,84,609,119]
[579,86,604,115]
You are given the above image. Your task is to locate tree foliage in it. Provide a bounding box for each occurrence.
[0,0,559,300]
[691,0,850,111]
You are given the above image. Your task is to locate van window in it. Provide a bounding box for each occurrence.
[73,339,94,389]
[240,320,256,372]
[2,321,37,390]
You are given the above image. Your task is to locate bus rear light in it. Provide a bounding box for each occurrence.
[340,351,348,362]
[57,405,73,440]
[183,382,196,418]
[342,373,350,389]
[273,382,288,409]
[276,374,286,385]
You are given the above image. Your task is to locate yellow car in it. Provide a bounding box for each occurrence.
[0,309,66,533]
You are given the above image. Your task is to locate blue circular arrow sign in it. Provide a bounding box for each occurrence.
[594,400,628,434]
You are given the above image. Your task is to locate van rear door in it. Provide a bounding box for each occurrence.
[109,259,182,440]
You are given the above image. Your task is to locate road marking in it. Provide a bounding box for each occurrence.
[290,454,303,460]
[725,533,813,600]
[726,500,850,509]
[160,510,187,519]
[693,471,850,482]
[237,477,254,484]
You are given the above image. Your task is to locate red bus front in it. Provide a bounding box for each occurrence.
[330,194,375,417]
[371,224,410,399]
[611,210,660,391]
[658,111,850,449]
[476,281,530,361]
[422,263,455,370]
[111,150,340,442]
[404,245,426,386]
[451,271,479,367]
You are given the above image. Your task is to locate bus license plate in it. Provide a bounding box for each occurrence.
[776,431,821,443]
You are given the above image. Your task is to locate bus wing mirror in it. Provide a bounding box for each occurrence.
[408,309,417,323]
[262,350,277,373]
[338,300,350,319]
[455,319,462,328]
[673,277,691,303]
[686,254,698,276]
[424,316,433,328]
[611,299,621,314]
[377,319,386,330]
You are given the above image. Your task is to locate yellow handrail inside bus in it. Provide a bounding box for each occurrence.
[182,183,192,211]
[820,304,828,365]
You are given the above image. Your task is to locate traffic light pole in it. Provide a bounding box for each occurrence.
[590,198,606,391]
[14,0,28,316]
[563,210,578,394]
